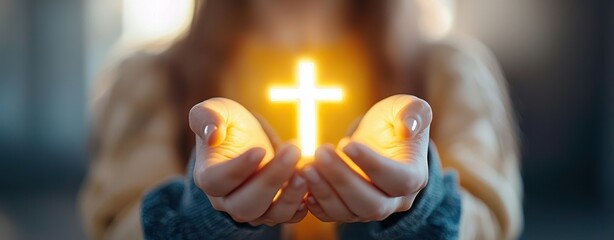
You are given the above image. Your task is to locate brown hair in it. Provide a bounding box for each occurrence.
[160,0,424,163]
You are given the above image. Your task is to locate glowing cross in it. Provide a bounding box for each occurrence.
[270,60,343,157]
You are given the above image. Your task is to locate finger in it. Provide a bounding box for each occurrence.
[195,147,266,197]
[259,175,308,223]
[301,165,357,221]
[224,144,301,222]
[286,203,308,223]
[305,195,334,222]
[343,141,428,197]
[314,145,399,221]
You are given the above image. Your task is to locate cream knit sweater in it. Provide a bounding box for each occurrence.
[79,36,522,240]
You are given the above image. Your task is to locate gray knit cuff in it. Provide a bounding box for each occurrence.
[369,143,462,239]
[141,155,280,239]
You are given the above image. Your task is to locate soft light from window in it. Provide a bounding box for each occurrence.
[122,0,193,44]
[417,0,455,40]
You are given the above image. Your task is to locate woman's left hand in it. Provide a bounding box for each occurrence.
[300,95,433,222]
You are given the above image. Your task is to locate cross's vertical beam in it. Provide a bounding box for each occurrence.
[270,60,343,157]
[298,61,317,156]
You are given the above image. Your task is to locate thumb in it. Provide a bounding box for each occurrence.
[393,96,433,140]
[391,95,432,165]
[189,98,232,146]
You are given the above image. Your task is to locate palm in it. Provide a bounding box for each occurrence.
[190,98,307,226]
[196,98,274,166]
[302,95,433,223]
[350,95,428,163]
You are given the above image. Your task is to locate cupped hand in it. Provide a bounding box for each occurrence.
[189,97,308,226]
[301,94,432,222]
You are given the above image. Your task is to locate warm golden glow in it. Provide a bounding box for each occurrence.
[270,60,343,157]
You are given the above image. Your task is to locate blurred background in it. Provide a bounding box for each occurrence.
[0,0,612,239]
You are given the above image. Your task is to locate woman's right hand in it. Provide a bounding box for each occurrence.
[189,98,308,226]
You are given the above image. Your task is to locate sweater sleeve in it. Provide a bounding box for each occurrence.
[425,37,523,239]
[141,154,281,240]
[333,116,461,240]
[79,53,184,240]
[362,143,461,240]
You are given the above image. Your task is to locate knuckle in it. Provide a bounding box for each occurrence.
[228,211,252,223]
[397,200,414,212]
[261,207,293,224]
[198,177,223,197]
[392,180,416,197]
[259,218,278,227]
[209,199,225,211]
[275,214,294,224]
[343,216,358,223]
[193,173,205,191]
[230,214,249,223]
[375,213,390,222]
[195,170,217,195]
[226,204,262,222]
[282,215,295,223]
[390,168,428,197]
[418,173,429,191]
[372,207,391,221]
[338,212,356,222]
[287,218,301,223]
[264,222,277,227]
[361,205,389,221]
[248,221,262,227]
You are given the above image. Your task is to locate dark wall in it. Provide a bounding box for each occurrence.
[605,0,614,237]
[0,0,87,239]
[0,0,87,190]
[456,0,612,239]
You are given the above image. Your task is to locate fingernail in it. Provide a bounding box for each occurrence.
[404,116,420,137]
[298,202,306,211]
[203,123,217,144]
[292,175,305,188]
[343,143,359,159]
[307,196,317,205]
[303,166,320,184]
